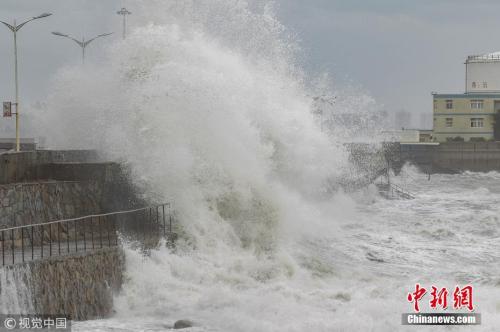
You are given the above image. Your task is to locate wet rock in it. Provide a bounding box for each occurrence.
[174,319,194,329]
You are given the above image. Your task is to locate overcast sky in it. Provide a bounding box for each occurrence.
[2,0,500,131]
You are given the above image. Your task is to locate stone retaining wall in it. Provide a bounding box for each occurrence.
[0,181,102,228]
[0,248,124,320]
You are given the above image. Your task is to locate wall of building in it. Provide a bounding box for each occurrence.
[433,95,498,142]
[0,248,124,320]
[466,60,500,93]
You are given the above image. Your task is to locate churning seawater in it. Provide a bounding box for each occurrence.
[19,1,499,330]
[72,167,500,332]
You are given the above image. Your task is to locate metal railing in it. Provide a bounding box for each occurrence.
[386,183,415,199]
[467,54,500,61]
[376,176,415,200]
[0,203,173,266]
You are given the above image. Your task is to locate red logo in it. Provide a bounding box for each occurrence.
[407,284,474,312]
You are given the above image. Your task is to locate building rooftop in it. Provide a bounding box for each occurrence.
[467,52,500,62]
[433,93,500,98]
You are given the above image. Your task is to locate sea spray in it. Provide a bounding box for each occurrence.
[25,1,500,332]
[0,265,35,315]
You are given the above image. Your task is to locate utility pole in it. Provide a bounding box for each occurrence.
[1,13,52,152]
[51,31,113,64]
[117,7,131,39]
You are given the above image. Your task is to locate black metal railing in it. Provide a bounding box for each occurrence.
[0,203,173,266]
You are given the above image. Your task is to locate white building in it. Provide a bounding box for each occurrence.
[466,52,500,93]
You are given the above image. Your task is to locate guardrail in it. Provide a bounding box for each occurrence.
[0,203,173,266]
[376,176,415,200]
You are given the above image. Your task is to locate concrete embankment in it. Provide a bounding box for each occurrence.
[388,142,500,173]
[0,247,123,320]
[0,150,145,320]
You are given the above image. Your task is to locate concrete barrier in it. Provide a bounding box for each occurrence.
[0,150,99,184]
[397,142,500,173]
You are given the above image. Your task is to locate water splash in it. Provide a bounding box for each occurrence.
[0,265,34,314]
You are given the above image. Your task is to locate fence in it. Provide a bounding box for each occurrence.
[0,203,173,266]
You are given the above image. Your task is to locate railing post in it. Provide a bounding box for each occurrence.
[162,204,166,236]
[75,220,78,252]
[107,215,111,247]
[169,210,172,233]
[66,221,70,253]
[99,216,103,249]
[156,206,159,234]
[91,216,95,249]
[49,224,52,257]
[83,217,87,251]
[31,226,34,260]
[58,223,61,255]
[11,228,14,265]
[41,224,44,258]
[113,215,118,246]
[21,227,24,262]
[1,231,4,266]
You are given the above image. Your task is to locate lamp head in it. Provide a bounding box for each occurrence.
[33,13,52,19]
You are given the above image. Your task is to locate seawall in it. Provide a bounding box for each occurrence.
[0,150,145,320]
[0,247,124,320]
[390,142,500,173]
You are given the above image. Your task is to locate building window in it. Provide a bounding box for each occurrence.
[470,100,484,109]
[483,82,488,88]
[470,118,484,128]
[445,118,453,127]
[472,82,477,88]
[446,100,453,109]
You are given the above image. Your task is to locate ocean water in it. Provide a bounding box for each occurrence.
[21,1,500,331]
[73,167,500,331]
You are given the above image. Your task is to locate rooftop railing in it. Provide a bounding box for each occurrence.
[0,203,173,266]
[467,55,500,61]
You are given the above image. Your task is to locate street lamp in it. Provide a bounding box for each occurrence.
[116,7,131,39]
[0,13,52,152]
[51,31,113,64]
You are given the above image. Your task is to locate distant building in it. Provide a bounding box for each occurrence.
[395,110,412,129]
[383,129,420,143]
[433,52,500,142]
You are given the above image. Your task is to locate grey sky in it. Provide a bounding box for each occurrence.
[2,1,500,133]
[277,0,500,126]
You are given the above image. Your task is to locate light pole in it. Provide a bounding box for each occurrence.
[51,31,113,64]
[1,13,52,152]
[117,7,131,39]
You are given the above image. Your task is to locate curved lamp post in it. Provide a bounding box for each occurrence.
[0,13,52,152]
[51,31,113,64]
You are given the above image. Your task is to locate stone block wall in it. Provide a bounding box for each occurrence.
[0,248,124,320]
[0,181,102,228]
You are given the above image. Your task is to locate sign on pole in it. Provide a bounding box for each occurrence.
[3,102,12,117]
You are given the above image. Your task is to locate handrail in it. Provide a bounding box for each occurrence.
[0,203,170,232]
[0,202,174,266]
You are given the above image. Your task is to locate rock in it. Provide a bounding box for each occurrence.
[174,319,193,329]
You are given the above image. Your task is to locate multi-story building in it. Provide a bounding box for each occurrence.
[433,53,500,142]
